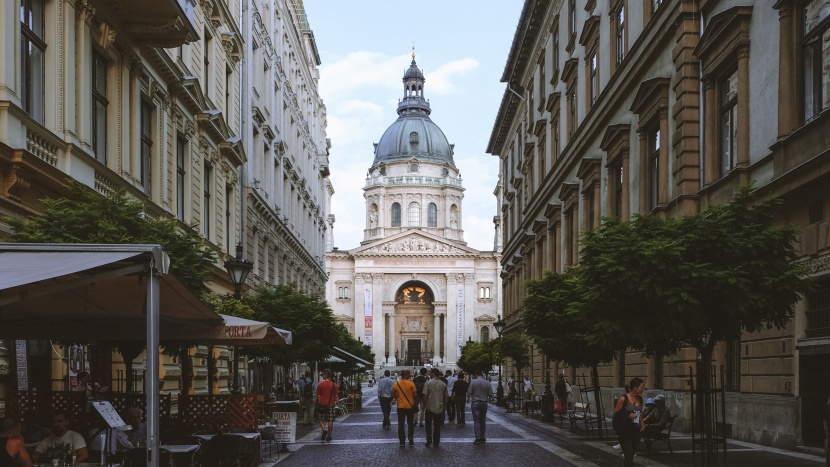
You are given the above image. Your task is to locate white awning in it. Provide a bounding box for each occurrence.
[201,314,292,346]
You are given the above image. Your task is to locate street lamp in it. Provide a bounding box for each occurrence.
[224,244,253,393]
[224,244,253,300]
[494,315,506,407]
[541,353,555,421]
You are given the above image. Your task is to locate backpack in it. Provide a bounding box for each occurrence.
[302,377,313,398]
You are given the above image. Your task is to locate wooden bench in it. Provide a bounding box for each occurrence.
[642,415,678,455]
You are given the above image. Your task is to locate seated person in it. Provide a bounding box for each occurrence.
[88,414,132,462]
[1,418,33,467]
[642,394,672,436]
[124,409,146,448]
[32,412,88,463]
[641,397,655,420]
[21,421,50,445]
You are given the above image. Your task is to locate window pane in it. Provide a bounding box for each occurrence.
[408,202,420,226]
[427,203,437,227]
[391,203,401,227]
[94,100,107,162]
[804,0,830,35]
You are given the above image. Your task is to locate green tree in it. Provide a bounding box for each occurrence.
[456,340,495,377]
[250,284,340,369]
[522,268,618,437]
[4,180,218,393]
[498,332,530,378]
[4,180,216,295]
[577,186,812,455]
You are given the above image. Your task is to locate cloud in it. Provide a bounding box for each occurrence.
[326,99,385,146]
[425,58,479,94]
[318,52,409,99]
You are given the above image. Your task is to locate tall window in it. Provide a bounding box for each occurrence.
[803,0,830,121]
[427,203,437,227]
[203,27,212,96]
[92,51,108,163]
[479,287,491,299]
[719,70,738,177]
[528,79,535,120]
[568,89,576,139]
[724,337,741,391]
[565,208,575,266]
[649,129,660,210]
[552,115,560,161]
[225,185,233,252]
[538,58,545,101]
[225,65,232,117]
[391,202,401,227]
[140,101,153,195]
[569,0,577,37]
[481,327,490,343]
[806,277,830,338]
[203,163,212,239]
[20,0,46,123]
[589,53,598,106]
[586,190,595,230]
[176,136,186,221]
[614,4,625,65]
[612,163,623,218]
[553,27,559,74]
[408,202,420,226]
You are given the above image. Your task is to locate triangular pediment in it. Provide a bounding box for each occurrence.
[351,230,480,257]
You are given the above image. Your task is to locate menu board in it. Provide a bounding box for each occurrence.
[91,401,128,429]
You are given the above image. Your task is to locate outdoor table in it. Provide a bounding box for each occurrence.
[160,444,199,467]
[193,433,216,441]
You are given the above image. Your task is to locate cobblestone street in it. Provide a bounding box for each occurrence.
[271,385,826,466]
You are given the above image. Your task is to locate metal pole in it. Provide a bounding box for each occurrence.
[146,264,160,467]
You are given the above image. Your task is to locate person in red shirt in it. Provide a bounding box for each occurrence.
[314,369,339,442]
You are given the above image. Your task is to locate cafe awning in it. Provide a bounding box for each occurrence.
[205,314,292,346]
[332,346,373,367]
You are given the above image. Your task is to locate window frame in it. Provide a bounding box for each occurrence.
[140,100,154,195]
[391,202,401,227]
[718,69,738,177]
[203,162,212,239]
[427,202,437,227]
[408,201,421,227]
[20,0,46,123]
[801,0,830,121]
[92,50,109,164]
[176,136,187,222]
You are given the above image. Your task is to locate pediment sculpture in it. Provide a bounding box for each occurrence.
[369,236,462,254]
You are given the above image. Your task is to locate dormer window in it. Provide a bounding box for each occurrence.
[410,163,419,172]
[379,166,386,175]
[410,131,419,143]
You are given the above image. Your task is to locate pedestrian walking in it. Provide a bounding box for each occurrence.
[391,369,418,448]
[422,368,448,448]
[468,370,490,444]
[452,372,469,426]
[413,368,428,427]
[298,371,315,426]
[554,373,569,411]
[315,369,339,442]
[445,370,457,423]
[613,377,645,467]
[377,370,394,429]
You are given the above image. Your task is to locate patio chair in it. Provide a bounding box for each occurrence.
[209,434,253,467]
[258,426,278,461]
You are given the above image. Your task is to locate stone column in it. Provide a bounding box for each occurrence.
[736,45,750,185]
[776,3,796,138]
[388,313,396,364]
[621,152,630,221]
[372,273,383,366]
[445,274,459,365]
[433,313,441,363]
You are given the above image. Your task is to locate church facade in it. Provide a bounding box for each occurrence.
[326,56,501,369]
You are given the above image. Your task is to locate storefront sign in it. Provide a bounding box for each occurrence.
[272,411,296,443]
[15,340,28,391]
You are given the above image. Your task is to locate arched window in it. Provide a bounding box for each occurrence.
[408,202,420,226]
[391,202,401,227]
[427,203,437,227]
[481,327,490,343]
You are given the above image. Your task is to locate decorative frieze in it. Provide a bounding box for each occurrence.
[368,236,464,254]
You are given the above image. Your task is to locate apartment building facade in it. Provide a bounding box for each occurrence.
[487,0,830,449]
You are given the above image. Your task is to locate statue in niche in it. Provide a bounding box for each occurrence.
[395,285,432,305]
[450,213,458,229]
[369,209,378,228]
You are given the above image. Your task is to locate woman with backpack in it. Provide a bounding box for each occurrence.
[613,377,645,467]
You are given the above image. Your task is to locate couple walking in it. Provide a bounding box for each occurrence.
[381,368,448,447]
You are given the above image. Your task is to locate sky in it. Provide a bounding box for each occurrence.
[302,1,524,252]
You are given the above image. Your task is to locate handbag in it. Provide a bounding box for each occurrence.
[553,399,563,413]
[397,382,419,413]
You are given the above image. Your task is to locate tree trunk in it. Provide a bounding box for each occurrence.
[591,364,605,439]
[696,345,717,466]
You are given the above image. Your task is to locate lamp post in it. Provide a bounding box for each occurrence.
[224,244,253,393]
[494,315,506,407]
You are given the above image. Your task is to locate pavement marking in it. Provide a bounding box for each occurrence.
[725,438,826,462]
[584,441,671,467]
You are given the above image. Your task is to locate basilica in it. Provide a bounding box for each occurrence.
[325,55,501,370]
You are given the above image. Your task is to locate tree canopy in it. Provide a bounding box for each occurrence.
[4,180,216,295]
[249,283,341,367]
[577,186,811,358]
[498,332,531,372]
[456,340,495,376]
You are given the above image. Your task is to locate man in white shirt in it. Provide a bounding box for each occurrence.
[33,412,89,463]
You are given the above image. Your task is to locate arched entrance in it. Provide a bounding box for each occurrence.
[394,281,435,366]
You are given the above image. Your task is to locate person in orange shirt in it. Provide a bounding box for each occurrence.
[391,369,419,448]
[1,418,33,467]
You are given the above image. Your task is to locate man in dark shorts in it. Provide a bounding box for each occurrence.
[314,369,339,442]
[452,372,469,426]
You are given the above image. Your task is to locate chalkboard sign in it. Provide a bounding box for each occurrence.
[91,401,128,429]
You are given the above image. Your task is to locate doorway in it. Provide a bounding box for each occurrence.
[406,340,421,366]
